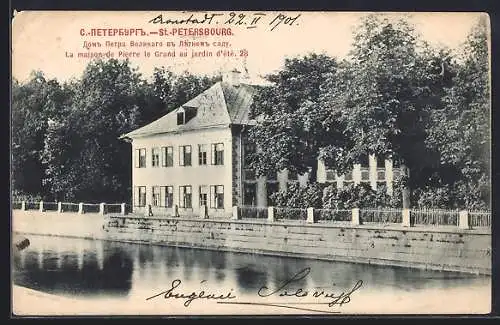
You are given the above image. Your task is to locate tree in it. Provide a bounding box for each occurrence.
[12,72,71,198]
[424,15,490,209]
[42,59,143,202]
[247,53,340,182]
[320,15,446,208]
[141,67,219,124]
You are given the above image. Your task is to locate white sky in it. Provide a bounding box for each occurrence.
[11,11,487,83]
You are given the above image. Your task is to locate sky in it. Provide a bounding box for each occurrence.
[11,11,487,83]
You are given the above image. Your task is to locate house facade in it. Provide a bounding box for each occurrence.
[121,70,401,217]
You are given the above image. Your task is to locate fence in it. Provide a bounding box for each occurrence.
[469,211,492,228]
[360,208,402,224]
[43,202,59,211]
[238,206,268,219]
[12,200,491,230]
[275,207,308,220]
[83,203,100,214]
[314,209,352,222]
[411,208,459,226]
[106,204,123,214]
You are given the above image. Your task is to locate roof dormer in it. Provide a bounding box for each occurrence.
[177,105,198,125]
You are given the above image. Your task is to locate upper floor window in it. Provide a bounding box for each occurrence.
[162,146,173,167]
[135,148,146,168]
[198,144,208,166]
[152,148,160,167]
[211,143,224,165]
[210,185,224,209]
[244,142,256,166]
[179,145,192,166]
[177,108,185,125]
[179,185,192,208]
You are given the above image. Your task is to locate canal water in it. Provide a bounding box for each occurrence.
[12,234,491,315]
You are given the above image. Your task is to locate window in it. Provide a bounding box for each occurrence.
[267,183,279,206]
[361,168,370,181]
[326,170,336,182]
[135,148,146,168]
[177,109,185,125]
[244,142,256,166]
[243,169,255,180]
[210,185,224,209]
[161,146,173,167]
[211,143,224,165]
[344,170,353,182]
[359,154,369,166]
[243,183,256,206]
[134,186,146,207]
[266,170,277,181]
[377,169,386,181]
[152,186,161,206]
[179,145,192,166]
[160,186,174,208]
[152,148,160,167]
[198,144,208,165]
[179,185,192,208]
[377,156,386,168]
[199,185,208,207]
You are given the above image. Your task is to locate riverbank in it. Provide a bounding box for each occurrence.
[12,210,492,275]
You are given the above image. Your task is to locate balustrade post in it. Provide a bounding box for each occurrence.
[99,203,105,215]
[121,203,126,215]
[459,210,470,230]
[268,206,275,222]
[78,202,84,214]
[351,208,360,226]
[21,201,26,211]
[307,207,315,223]
[232,206,240,220]
[39,201,44,212]
[57,202,62,213]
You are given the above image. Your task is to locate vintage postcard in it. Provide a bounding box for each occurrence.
[11,11,492,316]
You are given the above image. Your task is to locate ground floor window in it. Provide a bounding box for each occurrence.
[199,185,208,207]
[179,185,192,208]
[267,182,279,206]
[152,186,161,206]
[134,186,146,207]
[243,183,256,206]
[210,185,224,209]
[161,186,174,208]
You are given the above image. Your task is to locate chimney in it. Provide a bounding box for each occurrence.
[223,68,241,86]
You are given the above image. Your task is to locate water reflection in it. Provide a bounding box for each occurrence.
[12,234,490,300]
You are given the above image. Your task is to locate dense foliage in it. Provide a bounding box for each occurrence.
[12,60,217,202]
[249,15,490,209]
[12,15,490,209]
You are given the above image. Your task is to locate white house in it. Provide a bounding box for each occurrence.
[120,69,401,217]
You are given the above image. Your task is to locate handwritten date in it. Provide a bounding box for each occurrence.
[148,12,301,31]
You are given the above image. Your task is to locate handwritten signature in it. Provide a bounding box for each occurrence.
[148,12,301,31]
[145,279,236,307]
[146,267,363,313]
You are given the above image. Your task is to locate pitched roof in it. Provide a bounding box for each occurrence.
[121,81,256,139]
